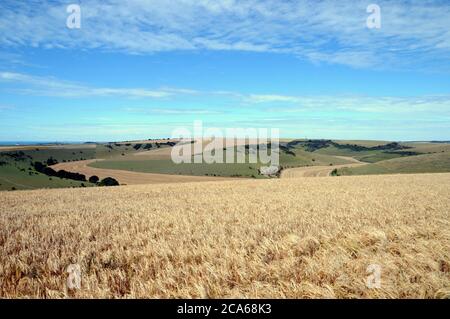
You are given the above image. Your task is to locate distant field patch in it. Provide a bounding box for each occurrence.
[89,159,262,178]
[339,152,450,176]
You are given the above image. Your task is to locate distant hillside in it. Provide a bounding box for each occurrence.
[338,152,450,176]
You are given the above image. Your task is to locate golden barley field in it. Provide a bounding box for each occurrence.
[0,173,449,298]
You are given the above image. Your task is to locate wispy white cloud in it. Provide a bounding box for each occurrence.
[245,93,450,117]
[262,95,450,115]
[0,71,192,98]
[246,94,301,103]
[0,104,14,111]
[0,51,38,68]
[1,1,449,69]
[2,71,449,118]
[123,107,223,115]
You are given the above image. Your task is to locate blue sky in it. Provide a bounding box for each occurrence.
[0,0,449,141]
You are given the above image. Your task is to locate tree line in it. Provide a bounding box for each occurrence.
[32,161,119,186]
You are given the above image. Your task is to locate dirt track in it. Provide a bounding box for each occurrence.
[281,156,366,178]
[51,160,233,185]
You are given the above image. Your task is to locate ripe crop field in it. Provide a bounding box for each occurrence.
[0,173,449,298]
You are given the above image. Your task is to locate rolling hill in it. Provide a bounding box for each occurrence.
[338,152,450,176]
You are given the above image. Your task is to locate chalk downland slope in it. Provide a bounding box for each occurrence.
[1,173,449,298]
[339,152,450,176]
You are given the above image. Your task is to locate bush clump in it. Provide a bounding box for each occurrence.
[98,177,119,187]
[89,175,99,183]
